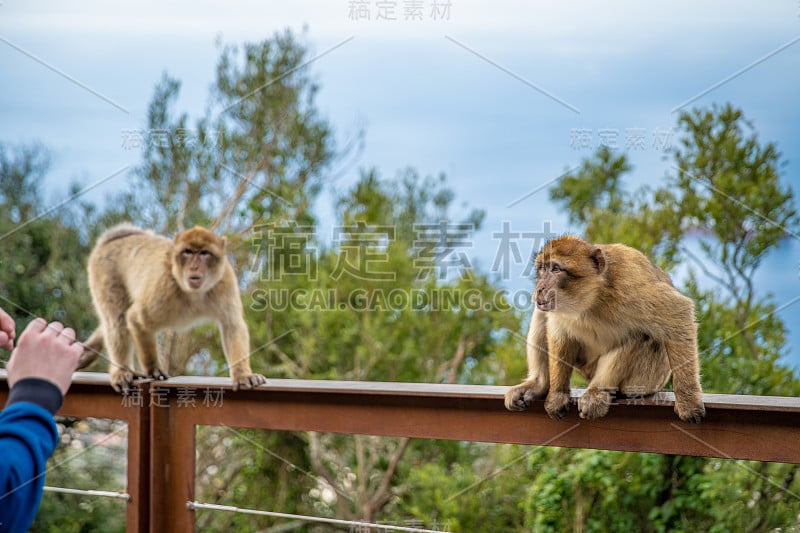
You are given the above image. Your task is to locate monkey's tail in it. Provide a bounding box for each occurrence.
[77,327,104,370]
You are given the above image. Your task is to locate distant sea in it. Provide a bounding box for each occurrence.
[755,236,800,370]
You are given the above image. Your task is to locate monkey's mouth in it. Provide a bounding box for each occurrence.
[188,276,203,289]
[536,299,556,312]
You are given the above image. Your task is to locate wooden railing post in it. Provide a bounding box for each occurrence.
[126,382,150,533]
[149,386,196,532]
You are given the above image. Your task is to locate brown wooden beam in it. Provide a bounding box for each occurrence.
[155,376,800,464]
[4,371,800,532]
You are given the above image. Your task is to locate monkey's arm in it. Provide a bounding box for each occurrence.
[504,309,549,411]
[543,333,581,420]
[219,317,266,391]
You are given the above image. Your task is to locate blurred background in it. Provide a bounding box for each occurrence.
[2,1,800,531]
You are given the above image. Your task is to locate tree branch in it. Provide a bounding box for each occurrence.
[679,245,728,288]
[369,437,411,511]
[307,432,354,520]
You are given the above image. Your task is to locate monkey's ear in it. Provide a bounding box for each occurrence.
[589,246,606,273]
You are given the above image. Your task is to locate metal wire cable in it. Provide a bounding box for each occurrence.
[186,501,452,532]
[43,486,130,501]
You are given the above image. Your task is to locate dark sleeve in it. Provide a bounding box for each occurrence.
[6,378,64,415]
[0,381,61,532]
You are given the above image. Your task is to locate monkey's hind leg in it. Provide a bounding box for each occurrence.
[664,338,705,423]
[579,338,671,420]
[103,322,139,393]
[579,356,623,420]
[126,308,169,384]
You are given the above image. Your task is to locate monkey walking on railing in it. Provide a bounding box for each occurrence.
[77,224,267,393]
[505,235,705,422]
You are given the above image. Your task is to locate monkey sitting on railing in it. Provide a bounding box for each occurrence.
[505,235,705,423]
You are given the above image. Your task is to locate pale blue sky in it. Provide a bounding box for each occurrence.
[1,0,799,366]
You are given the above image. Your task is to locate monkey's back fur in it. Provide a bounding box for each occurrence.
[94,224,153,246]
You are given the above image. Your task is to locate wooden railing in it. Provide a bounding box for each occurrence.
[2,371,800,532]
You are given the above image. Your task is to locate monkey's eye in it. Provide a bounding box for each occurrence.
[199,250,211,257]
[550,264,563,273]
[182,249,194,256]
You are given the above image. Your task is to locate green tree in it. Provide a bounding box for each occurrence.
[0,142,96,343]
[205,168,524,531]
[672,104,799,396]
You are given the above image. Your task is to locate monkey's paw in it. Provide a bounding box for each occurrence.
[504,381,547,411]
[233,373,267,391]
[147,368,169,381]
[110,369,138,394]
[578,389,611,420]
[544,391,571,420]
[675,398,706,423]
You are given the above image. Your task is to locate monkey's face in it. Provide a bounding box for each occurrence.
[533,259,566,312]
[172,227,226,293]
[177,248,220,291]
[533,236,607,314]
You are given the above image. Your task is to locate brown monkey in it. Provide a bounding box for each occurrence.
[504,235,705,422]
[78,224,267,393]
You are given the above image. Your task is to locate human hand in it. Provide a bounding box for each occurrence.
[0,307,15,351]
[7,318,84,396]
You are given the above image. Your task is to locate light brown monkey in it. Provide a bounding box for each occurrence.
[78,224,267,393]
[504,235,705,422]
